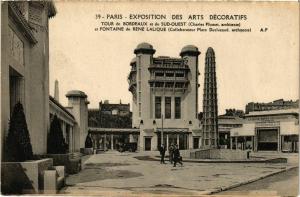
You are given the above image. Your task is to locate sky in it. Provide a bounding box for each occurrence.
[49,1,299,114]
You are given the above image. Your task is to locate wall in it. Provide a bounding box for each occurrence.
[191,149,247,160]
[1,2,54,156]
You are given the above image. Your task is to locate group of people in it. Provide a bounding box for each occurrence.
[159,143,183,167]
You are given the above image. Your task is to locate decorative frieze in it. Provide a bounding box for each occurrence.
[8,27,24,66]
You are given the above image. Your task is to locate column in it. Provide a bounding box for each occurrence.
[235,137,237,150]
[177,134,179,146]
[129,134,134,142]
[104,134,107,151]
[277,128,280,152]
[111,134,114,150]
[244,136,246,150]
[230,137,233,149]
[166,134,169,151]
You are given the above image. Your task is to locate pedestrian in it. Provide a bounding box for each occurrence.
[173,144,183,167]
[159,144,166,164]
[168,143,174,164]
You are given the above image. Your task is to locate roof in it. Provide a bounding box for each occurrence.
[218,115,244,124]
[49,96,75,119]
[100,103,130,112]
[66,90,87,98]
[180,45,200,56]
[206,47,215,57]
[134,42,156,55]
[136,42,153,50]
[246,108,299,117]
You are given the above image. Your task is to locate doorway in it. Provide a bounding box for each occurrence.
[145,137,152,151]
[257,128,278,151]
[193,137,199,149]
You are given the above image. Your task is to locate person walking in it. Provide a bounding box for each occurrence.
[159,144,166,164]
[168,143,174,164]
[173,144,183,167]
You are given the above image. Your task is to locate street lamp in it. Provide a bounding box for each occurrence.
[161,114,164,146]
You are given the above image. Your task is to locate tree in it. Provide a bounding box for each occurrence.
[47,115,66,154]
[4,102,33,162]
[85,133,93,148]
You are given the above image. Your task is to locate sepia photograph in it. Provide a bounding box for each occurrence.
[1,1,299,196]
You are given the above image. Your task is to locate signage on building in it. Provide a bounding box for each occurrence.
[255,121,280,128]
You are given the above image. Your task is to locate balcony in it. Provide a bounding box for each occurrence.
[149,57,190,71]
[149,80,189,93]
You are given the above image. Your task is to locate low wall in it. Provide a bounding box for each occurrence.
[39,153,81,174]
[179,149,202,158]
[190,149,247,160]
[1,158,53,194]
[80,148,94,155]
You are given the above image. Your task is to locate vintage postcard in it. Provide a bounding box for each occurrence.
[1,1,299,196]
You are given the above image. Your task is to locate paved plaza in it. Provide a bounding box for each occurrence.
[61,151,298,196]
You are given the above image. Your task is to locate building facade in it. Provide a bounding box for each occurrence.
[1,1,56,155]
[65,90,90,150]
[128,43,202,151]
[88,100,136,151]
[49,84,89,153]
[218,114,243,149]
[202,47,218,148]
[230,108,299,152]
[49,96,77,153]
[245,99,299,114]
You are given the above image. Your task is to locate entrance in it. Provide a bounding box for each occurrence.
[145,137,152,151]
[257,128,278,151]
[193,137,199,149]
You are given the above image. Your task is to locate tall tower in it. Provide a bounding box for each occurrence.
[202,47,218,148]
[54,79,59,101]
[66,90,89,151]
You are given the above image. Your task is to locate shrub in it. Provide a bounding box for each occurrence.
[4,102,33,162]
[85,133,93,148]
[47,115,66,154]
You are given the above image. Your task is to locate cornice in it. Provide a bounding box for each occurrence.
[8,2,37,44]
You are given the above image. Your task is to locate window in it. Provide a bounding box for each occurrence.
[155,72,164,77]
[175,97,181,119]
[165,83,173,88]
[211,139,215,146]
[175,83,184,88]
[166,72,174,77]
[165,97,171,119]
[205,139,209,146]
[9,68,23,114]
[139,103,141,117]
[138,91,141,101]
[155,97,161,119]
[175,73,184,77]
[155,82,164,88]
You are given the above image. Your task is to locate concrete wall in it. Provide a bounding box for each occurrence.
[1,158,53,194]
[67,94,89,151]
[1,2,54,156]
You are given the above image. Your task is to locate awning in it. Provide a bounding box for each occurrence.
[88,127,140,134]
[230,123,255,137]
[155,128,190,133]
[280,121,299,135]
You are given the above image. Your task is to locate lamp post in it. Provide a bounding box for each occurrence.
[161,114,164,146]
